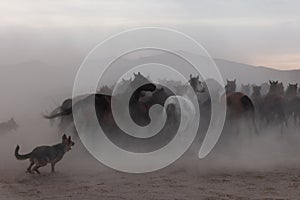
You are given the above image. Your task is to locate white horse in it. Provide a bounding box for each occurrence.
[139,86,198,135]
[163,95,196,133]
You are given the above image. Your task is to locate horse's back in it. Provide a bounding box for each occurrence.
[226,92,254,118]
[226,92,246,107]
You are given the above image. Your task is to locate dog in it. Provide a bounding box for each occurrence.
[15,134,74,174]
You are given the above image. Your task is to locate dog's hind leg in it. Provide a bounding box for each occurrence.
[26,161,34,174]
[51,162,56,173]
[32,163,47,174]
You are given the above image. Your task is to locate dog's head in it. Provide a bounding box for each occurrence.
[62,134,75,151]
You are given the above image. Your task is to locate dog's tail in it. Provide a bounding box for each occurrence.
[15,145,31,160]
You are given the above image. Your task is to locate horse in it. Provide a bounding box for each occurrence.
[173,75,210,122]
[251,85,264,121]
[0,118,18,134]
[130,72,152,89]
[241,84,251,96]
[44,97,81,133]
[285,83,298,100]
[260,82,270,96]
[224,79,258,134]
[113,77,132,95]
[46,98,72,119]
[44,73,158,135]
[285,83,300,125]
[138,74,208,154]
[138,74,205,125]
[172,75,207,108]
[97,85,113,95]
[262,80,287,127]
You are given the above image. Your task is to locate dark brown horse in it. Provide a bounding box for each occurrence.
[262,80,287,127]
[225,79,258,134]
[251,85,264,121]
[285,83,300,125]
[44,72,157,132]
[43,98,74,131]
[138,74,205,112]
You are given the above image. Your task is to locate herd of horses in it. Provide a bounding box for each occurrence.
[1,72,299,152]
[43,72,300,147]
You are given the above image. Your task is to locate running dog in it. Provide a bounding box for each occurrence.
[15,134,74,174]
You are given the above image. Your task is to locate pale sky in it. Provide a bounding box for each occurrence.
[1,0,300,70]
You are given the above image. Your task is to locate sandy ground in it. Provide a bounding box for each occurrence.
[2,161,300,200]
[2,143,300,200]
[1,122,300,200]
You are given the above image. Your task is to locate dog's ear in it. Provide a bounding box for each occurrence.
[62,134,67,141]
[68,136,71,141]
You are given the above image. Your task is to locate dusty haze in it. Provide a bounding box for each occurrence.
[1,1,300,198]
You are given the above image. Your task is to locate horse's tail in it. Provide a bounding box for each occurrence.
[43,109,72,119]
[241,95,259,134]
[241,95,255,112]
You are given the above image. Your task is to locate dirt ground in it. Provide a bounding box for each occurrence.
[1,124,300,200]
[2,161,300,200]
[2,143,300,200]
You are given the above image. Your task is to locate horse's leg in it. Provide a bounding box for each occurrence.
[280,109,288,128]
[235,119,240,136]
[251,114,259,135]
[259,112,267,130]
[244,110,259,135]
[296,112,300,127]
[277,110,287,135]
[292,112,298,126]
[265,113,270,127]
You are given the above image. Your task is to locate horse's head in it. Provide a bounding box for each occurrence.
[269,80,284,95]
[121,77,132,87]
[98,85,112,95]
[189,74,205,93]
[241,84,250,95]
[286,83,298,97]
[252,85,262,96]
[287,83,298,92]
[131,72,151,89]
[113,78,132,95]
[269,80,278,94]
[8,118,18,130]
[225,79,236,94]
